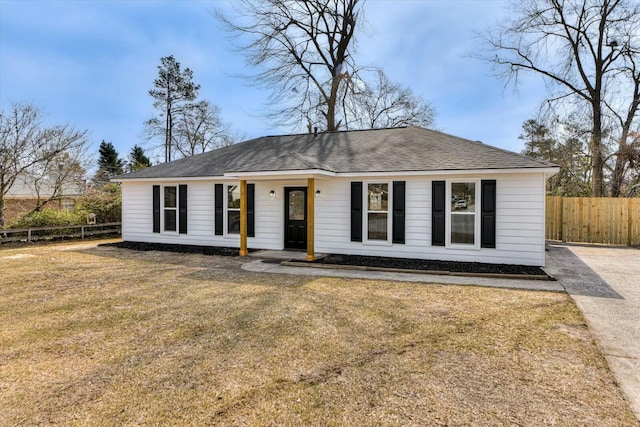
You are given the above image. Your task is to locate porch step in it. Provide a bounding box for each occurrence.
[249,250,326,261]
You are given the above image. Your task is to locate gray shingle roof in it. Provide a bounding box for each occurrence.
[115,126,556,180]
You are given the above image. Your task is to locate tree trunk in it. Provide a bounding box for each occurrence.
[326,76,341,131]
[165,107,171,163]
[591,100,605,197]
[168,111,173,162]
[0,195,5,229]
[591,135,605,197]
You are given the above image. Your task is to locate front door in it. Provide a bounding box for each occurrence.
[284,187,307,250]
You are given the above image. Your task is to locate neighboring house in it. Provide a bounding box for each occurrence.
[113,126,559,266]
[4,173,85,223]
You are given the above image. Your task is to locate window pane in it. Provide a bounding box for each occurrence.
[164,187,177,208]
[164,210,177,232]
[368,213,388,240]
[368,183,388,211]
[61,199,75,211]
[451,214,475,244]
[451,182,475,212]
[288,190,305,221]
[228,185,240,209]
[228,211,240,234]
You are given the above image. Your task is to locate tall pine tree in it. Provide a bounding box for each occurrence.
[129,145,151,172]
[93,141,124,185]
[144,55,200,162]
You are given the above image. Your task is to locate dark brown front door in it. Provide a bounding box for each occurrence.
[284,187,307,250]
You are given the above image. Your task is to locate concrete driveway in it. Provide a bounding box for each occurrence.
[544,243,640,420]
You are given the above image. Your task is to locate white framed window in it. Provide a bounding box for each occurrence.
[61,198,75,211]
[163,186,177,233]
[226,184,241,235]
[364,182,391,244]
[446,180,480,248]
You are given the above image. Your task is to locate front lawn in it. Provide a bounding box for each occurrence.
[0,242,636,426]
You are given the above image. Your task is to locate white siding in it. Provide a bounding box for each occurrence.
[313,174,546,266]
[121,180,306,250]
[121,172,547,266]
[122,181,222,246]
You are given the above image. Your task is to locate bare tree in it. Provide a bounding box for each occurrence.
[145,55,200,162]
[607,43,640,196]
[343,69,436,129]
[27,146,89,212]
[173,101,237,157]
[217,0,361,132]
[520,116,593,196]
[0,103,88,227]
[622,133,640,195]
[478,0,640,197]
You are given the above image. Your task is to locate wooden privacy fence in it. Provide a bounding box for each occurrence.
[0,222,121,244]
[546,197,640,246]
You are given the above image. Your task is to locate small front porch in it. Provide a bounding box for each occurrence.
[235,176,321,261]
[249,249,327,261]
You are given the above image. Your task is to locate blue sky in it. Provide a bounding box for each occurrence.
[0,0,547,165]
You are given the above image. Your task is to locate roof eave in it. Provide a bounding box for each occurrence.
[334,166,560,177]
[111,175,230,183]
[113,166,560,183]
[223,169,336,179]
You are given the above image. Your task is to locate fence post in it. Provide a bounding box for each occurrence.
[28,228,32,243]
[558,196,563,242]
[561,197,567,242]
[629,198,633,247]
[81,226,85,240]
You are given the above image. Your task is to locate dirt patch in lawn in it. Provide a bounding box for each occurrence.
[0,241,636,426]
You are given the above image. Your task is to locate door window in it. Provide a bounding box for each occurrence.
[288,190,305,221]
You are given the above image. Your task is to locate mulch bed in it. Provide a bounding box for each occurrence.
[102,241,253,257]
[103,241,551,279]
[309,254,550,278]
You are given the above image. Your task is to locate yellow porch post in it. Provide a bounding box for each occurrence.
[306,177,315,261]
[239,179,248,256]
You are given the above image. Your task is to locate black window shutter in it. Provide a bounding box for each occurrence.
[247,183,255,238]
[392,181,405,244]
[179,184,188,234]
[481,180,497,248]
[214,184,223,235]
[432,181,445,246]
[351,182,363,242]
[152,185,160,233]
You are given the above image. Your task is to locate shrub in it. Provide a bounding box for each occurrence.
[9,207,84,229]
[75,183,122,223]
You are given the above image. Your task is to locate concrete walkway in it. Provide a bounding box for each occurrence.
[544,243,640,420]
[242,258,565,294]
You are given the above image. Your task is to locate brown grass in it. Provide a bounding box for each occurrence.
[0,241,637,426]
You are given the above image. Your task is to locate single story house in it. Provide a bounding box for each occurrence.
[4,172,85,224]
[113,126,558,266]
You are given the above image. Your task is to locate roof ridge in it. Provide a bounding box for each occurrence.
[262,125,409,139]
